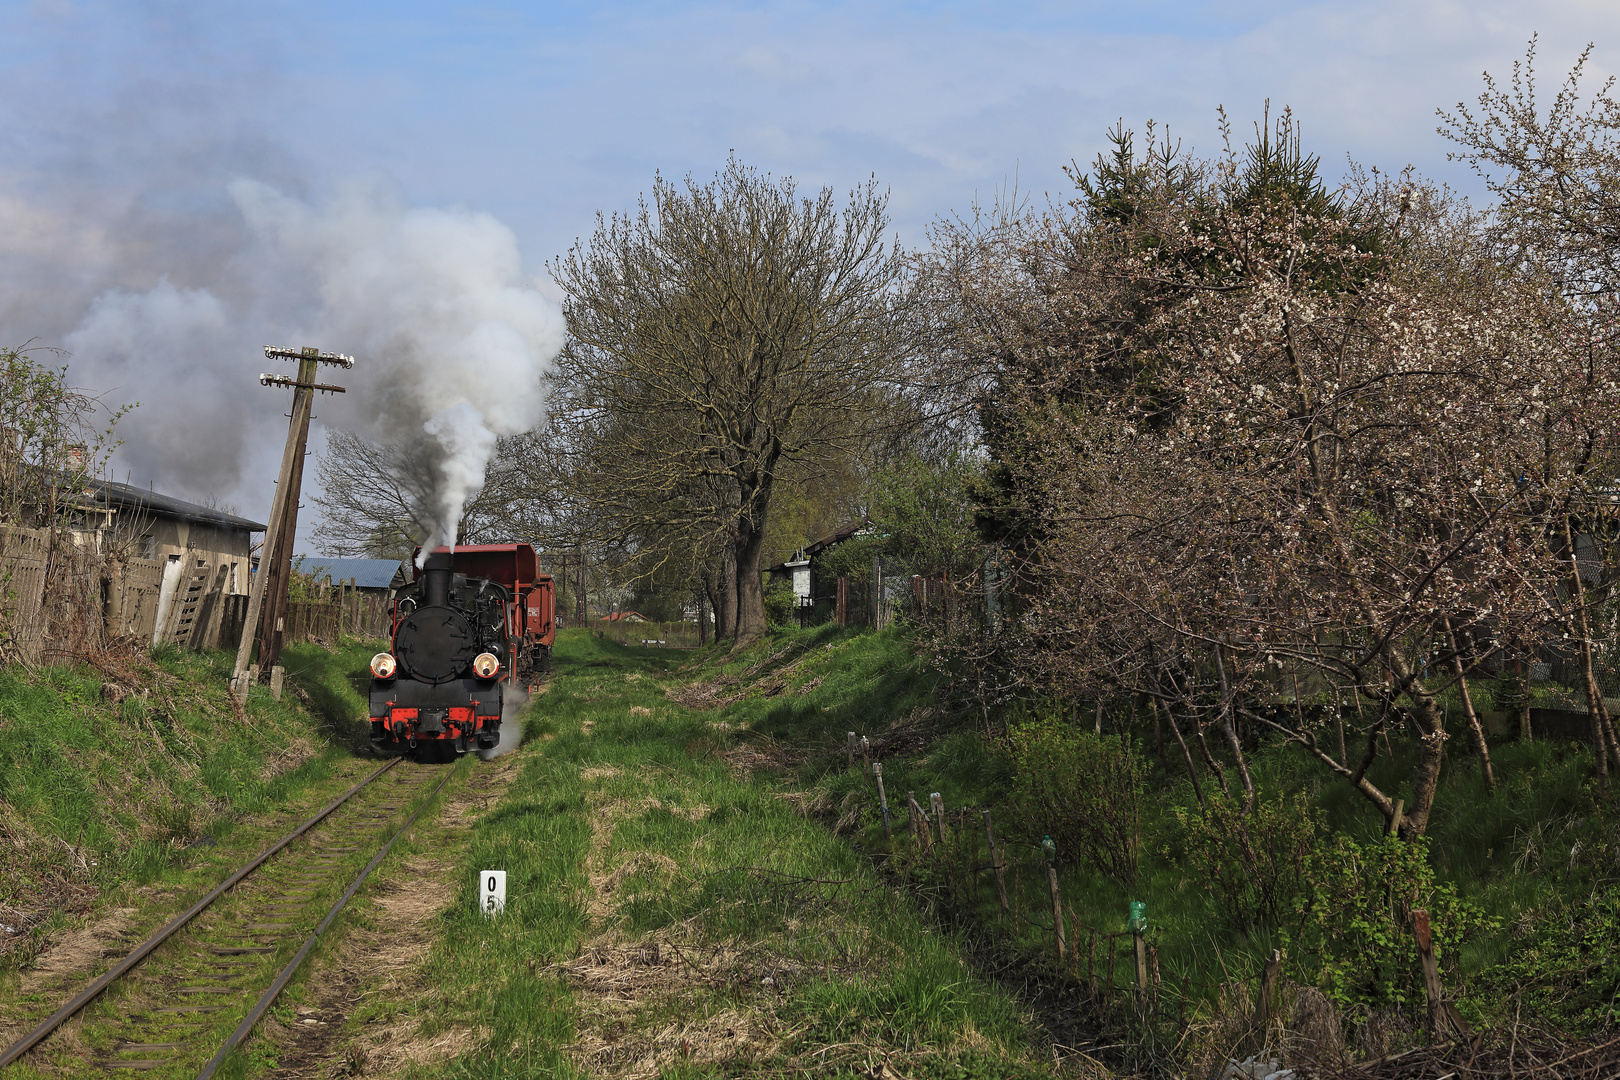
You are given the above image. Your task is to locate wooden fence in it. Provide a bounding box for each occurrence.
[1,523,269,664]
[281,590,392,646]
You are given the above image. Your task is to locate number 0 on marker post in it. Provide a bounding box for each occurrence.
[480,870,506,917]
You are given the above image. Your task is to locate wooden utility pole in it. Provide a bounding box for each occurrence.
[231,346,353,697]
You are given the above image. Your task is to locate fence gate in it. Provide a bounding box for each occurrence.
[165,557,214,648]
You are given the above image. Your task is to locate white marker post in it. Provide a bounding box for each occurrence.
[480,870,507,917]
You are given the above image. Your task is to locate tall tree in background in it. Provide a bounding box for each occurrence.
[1441,40,1620,778]
[548,159,907,644]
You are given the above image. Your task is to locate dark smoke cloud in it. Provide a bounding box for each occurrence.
[0,6,562,535]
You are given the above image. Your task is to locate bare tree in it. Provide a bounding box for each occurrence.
[1442,39,1620,778]
[310,429,536,560]
[1439,37,1620,298]
[0,346,131,528]
[547,158,907,644]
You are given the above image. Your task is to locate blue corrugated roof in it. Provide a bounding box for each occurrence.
[291,556,404,590]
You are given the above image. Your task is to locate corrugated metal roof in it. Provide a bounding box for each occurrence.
[291,556,405,590]
[91,478,266,531]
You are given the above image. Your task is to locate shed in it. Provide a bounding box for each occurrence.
[86,479,266,649]
[766,519,872,604]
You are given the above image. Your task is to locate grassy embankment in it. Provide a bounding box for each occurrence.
[415,623,1618,1077]
[691,626,1620,1060]
[0,638,384,969]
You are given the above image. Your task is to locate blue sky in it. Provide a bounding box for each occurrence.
[0,0,1614,538]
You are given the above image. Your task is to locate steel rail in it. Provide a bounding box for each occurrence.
[0,756,402,1070]
[197,764,456,1079]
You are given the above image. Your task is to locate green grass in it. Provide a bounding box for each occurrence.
[622,623,1620,1062]
[419,629,1048,1078]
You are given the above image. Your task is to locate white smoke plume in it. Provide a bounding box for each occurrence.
[228,180,566,552]
[479,684,528,760]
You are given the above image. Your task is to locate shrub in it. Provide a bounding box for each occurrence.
[1174,790,1321,934]
[1479,882,1620,1032]
[1005,718,1142,884]
[764,578,797,626]
[1294,834,1489,1014]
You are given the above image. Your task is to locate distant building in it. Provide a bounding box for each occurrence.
[291,556,408,596]
[601,610,648,623]
[766,519,872,607]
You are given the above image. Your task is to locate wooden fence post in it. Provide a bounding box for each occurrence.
[1088,927,1098,998]
[930,792,947,846]
[1254,948,1281,1043]
[1048,865,1066,960]
[860,735,872,775]
[1385,797,1406,837]
[910,794,932,856]
[982,810,1008,912]
[1414,908,1470,1040]
[847,731,856,769]
[1150,945,1161,1009]
[1106,934,1117,1016]
[873,762,892,837]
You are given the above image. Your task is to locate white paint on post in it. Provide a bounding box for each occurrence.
[480,870,507,917]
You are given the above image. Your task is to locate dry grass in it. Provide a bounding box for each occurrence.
[557,928,795,1078]
[720,735,802,777]
[557,754,824,1075]
[17,905,137,995]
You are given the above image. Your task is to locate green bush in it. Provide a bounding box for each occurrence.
[1478,882,1620,1032]
[1174,790,1321,934]
[1005,718,1142,884]
[1294,834,1489,1014]
[764,577,798,626]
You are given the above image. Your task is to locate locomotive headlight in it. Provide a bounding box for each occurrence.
[370,652,397,679]
[472,652,500,679]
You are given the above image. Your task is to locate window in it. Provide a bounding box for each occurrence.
[139,534,155,559]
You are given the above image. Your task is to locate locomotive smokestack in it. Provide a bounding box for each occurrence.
[423,549,453,608]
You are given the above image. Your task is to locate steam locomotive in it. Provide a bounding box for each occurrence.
[367,544,556,759]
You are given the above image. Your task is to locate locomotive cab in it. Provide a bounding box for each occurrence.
[368,549,515,758]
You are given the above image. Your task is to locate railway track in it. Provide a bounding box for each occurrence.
[2,756,455,1076]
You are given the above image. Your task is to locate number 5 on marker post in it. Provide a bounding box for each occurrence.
[480,870,506,917]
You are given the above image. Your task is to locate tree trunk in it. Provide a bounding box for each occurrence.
[1563,515,1619,783]
[1158,698,1205,809]
[711,545,736,641]
[1213,646,1256,811]
[732,521,769,645]
[1389,652,1447,839]
[1444,617,1496,793]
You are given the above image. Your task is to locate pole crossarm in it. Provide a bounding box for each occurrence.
[257,373,347,394]
[265,344,356,368]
